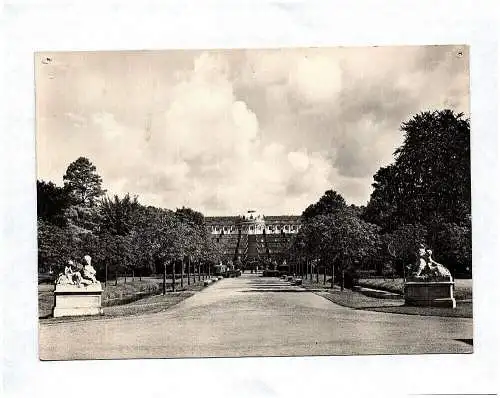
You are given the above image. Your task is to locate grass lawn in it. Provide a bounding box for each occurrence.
[39,291,196,324]
[315,289,472,318]
[38,276,207,319]
[357,278,472,301]
[299,276,472,318]
[302,275,334,290]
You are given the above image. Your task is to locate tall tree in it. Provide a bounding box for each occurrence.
[364,110,470,230]
[427,221,472,276]
[37,220,75,273]
[302,190,347,221]
[63,157,106,207]
[394,109,470,225]
[100,194,140,236]
[128,206,164,278]
[37,180,71,227]
[175,206,205,226]
[362,165,400,231]
[386,223,428,277]
[306,209,381,290]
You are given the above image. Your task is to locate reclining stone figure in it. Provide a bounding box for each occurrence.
[55,256,99,286]
[56,260,84,286]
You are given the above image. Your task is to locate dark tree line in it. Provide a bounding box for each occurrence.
[363,109,471,276]
[37,157,224,288]
[288,189,380,290]
[39,109,471,289]
[289,109,472,285]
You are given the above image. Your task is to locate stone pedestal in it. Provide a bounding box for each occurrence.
[404,277,456,308]
[52,283,104,318]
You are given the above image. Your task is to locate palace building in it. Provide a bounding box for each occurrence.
[205,210,301,266]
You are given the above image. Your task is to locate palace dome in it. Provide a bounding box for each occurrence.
[239,210,264,222]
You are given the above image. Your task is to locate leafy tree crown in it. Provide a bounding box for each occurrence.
[63,157,106,207]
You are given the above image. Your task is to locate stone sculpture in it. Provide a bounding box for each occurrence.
[55,256,99,287]
[424,249,452,277]
[82,255,98,283]
[52,254,103,317]
[413,245,452,279]
[56,260,84,286]
[405,244,455,308]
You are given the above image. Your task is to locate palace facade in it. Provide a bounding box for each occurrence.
[205,210,301,266]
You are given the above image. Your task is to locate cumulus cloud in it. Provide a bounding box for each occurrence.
[36,46,469,214]
[287,151,310,172]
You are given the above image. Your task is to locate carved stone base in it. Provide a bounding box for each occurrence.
[52,283,104,318]
[404,279,456,308]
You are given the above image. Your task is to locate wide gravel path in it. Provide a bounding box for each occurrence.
[39,273,473,360]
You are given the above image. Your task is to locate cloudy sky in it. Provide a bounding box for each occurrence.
[36,46,469,216]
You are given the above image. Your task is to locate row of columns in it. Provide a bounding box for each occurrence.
[210,224,300,235]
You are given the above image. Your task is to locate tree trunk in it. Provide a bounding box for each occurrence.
[132,269,135,282]
[316,263,319,283]
[187,256,191,286]
[323,266,326,285]
[181,257,184,289]
[105,263,108,287]
[330,262,334,289]
[172,261,176,292]
[162,262,166,295]
[115,272,118,286]
[197,262,201,282]
[341,268,345,291]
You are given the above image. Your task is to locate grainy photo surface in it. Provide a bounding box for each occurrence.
[36,46,472,360]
